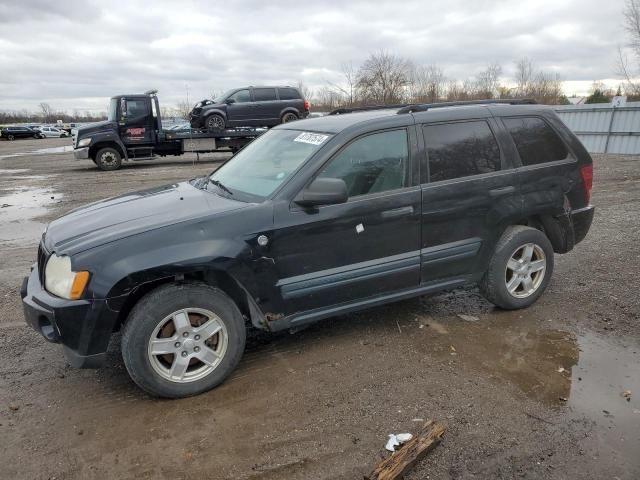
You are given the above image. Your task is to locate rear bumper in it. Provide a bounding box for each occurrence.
[73,147,90,160]
[21,264,117,368]
[571,205,595,245]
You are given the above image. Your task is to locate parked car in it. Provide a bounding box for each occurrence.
[39,126,70,138]
[21,99,594,398]
[1,126,43,140]
[189,86,310,130]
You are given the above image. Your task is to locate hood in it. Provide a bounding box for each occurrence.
[76,120,115,137]
[44,181,248,255]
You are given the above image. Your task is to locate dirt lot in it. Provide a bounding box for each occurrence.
[0,138,638,479]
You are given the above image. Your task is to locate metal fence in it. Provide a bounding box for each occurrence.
[554,102,640,155]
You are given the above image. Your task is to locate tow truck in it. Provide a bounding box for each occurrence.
[73,90,264,171]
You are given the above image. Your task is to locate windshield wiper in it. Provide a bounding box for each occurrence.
[208,178,233,196]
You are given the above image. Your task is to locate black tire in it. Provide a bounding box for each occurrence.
[121,283,246,398]
[479,226,554,310]
[33,133,40,139]
[281,112,299,123]
[205,114,225,131]
[95,147,122,171]
[7,135,14,141]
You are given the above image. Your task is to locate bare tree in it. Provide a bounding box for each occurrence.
[475,63,503,98]
[296,80,314,102]
[39,102,53,122]
[514,58,535,97]
[356,51,412,104]
[326,61,358,106]
[619,1,640,94]
[175,99,192,119]
[410,65,446,103]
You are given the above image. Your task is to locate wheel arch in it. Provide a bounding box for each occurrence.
[514,213,574,254]
[112,267,267,333]
[279,107,300,119]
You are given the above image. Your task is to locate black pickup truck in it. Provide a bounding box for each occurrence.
[73,90,264,171]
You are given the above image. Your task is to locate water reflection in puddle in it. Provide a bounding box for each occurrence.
[0,145,73,160]
[423,315,639,464]
[0,187,62,245]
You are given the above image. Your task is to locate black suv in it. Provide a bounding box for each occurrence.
[189,86,310,130]
[1,126,44,140]
[21,99,594,398]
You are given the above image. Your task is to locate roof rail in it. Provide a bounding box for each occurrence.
[397,98,537,114]
[328,104,413,115]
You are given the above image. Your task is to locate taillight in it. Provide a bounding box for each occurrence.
[304,99,310,111]
[580,164,593,204]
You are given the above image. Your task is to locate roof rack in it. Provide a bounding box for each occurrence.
[396,98,537,114]
[328,104,413,115]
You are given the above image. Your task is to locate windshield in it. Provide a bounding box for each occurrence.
[108,98,118,121]
[209,129,331,202]
[213,90,234,103]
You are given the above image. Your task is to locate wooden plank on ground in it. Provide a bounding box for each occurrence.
[367,420,446,480]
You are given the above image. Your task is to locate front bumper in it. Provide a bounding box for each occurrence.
[73,147,90,160]
[21,264,117,368]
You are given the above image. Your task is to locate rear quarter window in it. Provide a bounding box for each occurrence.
[423,120,502,182]
[278,88,302,100]
[503,117,570,166]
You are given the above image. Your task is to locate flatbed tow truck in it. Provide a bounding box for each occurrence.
[73,90,264,171]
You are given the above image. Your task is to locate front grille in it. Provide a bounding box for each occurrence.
[37,242,49,285]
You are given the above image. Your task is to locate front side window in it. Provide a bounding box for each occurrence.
[318,129,408,197]
[503,117,570,166]
[209,129,331,202]
[125,99,147,119]
[253,88,277,101]
[228,89,251,103]
[423,121,501,182]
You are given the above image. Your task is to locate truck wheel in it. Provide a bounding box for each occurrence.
[121,283,246,398]
[281,112,298,123]
[206,114,225,131]
[95,147,122,171]
[480,226,554,310]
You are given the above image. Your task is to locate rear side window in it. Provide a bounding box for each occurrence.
[503,117,570,166]
[253,88,277,101]
[278,88,301,100]
[423,121,501,182]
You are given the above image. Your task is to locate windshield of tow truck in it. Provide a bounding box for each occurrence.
[108,98,118,121]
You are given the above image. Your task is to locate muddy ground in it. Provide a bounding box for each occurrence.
[0,138,638,479]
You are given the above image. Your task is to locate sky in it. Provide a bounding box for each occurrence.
[0,0,631,113]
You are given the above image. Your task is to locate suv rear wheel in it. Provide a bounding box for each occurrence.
[95,147,122,171]
[281,112,298,123]
[480,226,554,309]
[121,283,246,398]
[206,114,225,131]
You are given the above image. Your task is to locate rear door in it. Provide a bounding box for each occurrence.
[277,87,304,115]
[252,87,281,124]
[419,119,521,283]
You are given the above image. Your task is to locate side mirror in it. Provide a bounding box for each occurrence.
[295,178,348,208]
[225,98,235,104]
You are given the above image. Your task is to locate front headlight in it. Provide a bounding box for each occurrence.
[44,254,90,300]
[77,138,91,147]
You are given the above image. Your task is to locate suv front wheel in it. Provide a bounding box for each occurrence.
[480,226,554,309]
[121,283,246,398]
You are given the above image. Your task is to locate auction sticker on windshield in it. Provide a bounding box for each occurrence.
[294,132,329,145]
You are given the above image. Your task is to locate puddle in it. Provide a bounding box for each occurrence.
[422,315,639,462]
[0,145,73,161]
[0,187,62,245]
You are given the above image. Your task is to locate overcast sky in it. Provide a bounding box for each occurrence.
[0,0,630,113]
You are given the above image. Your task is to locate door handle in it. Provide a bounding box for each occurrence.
[489,186,516,197]
[381,206,414,218]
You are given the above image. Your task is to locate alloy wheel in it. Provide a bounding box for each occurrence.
[504,243,547,298]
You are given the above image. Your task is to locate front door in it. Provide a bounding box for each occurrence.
[225,89,254,126]
[270,127,422,315]
[419,119,521,283]
[118,97,154,145]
